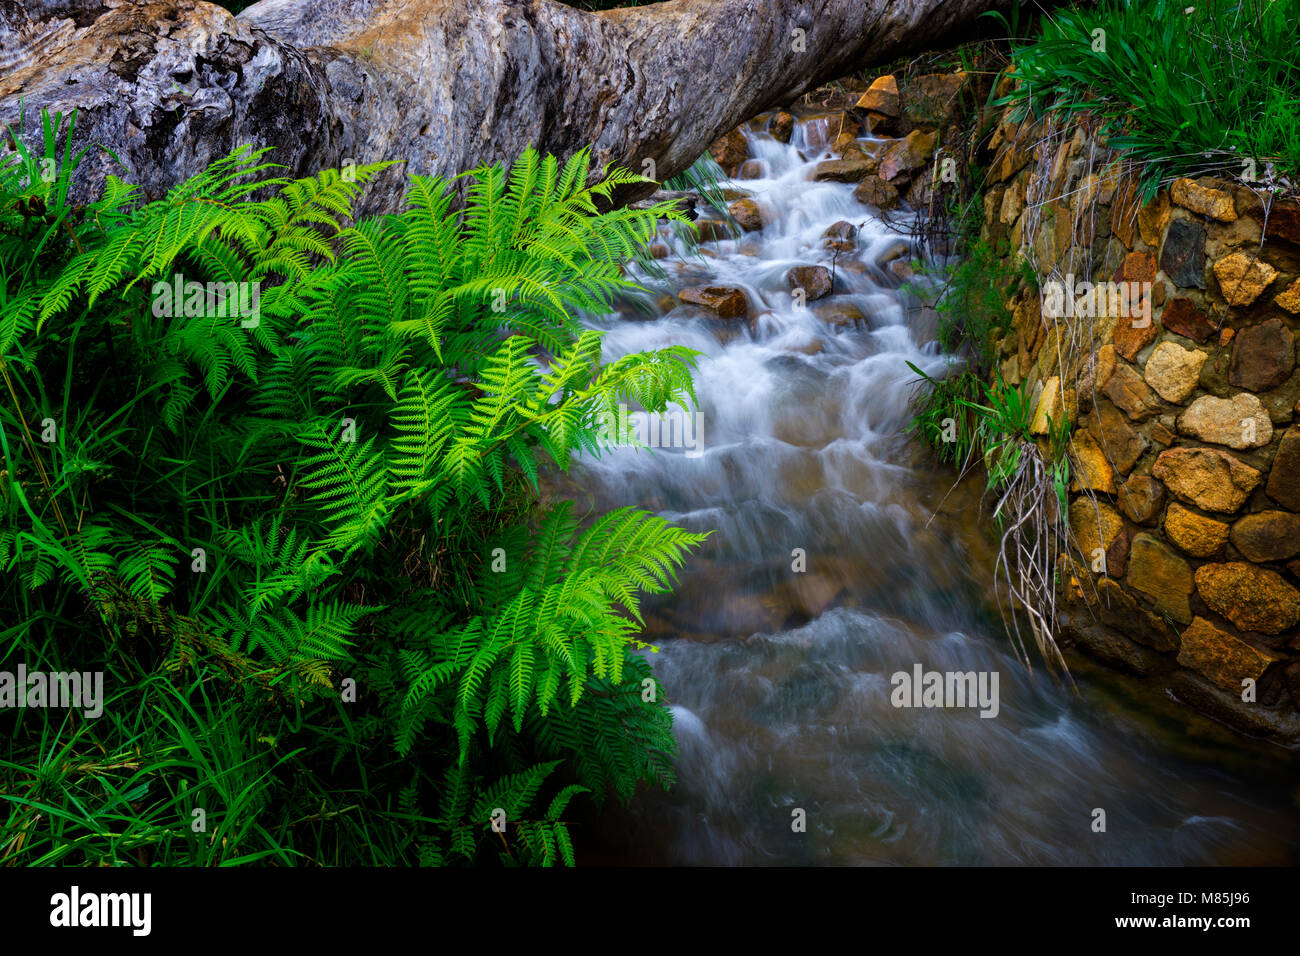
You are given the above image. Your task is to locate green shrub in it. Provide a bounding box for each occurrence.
[992,0,1300,195]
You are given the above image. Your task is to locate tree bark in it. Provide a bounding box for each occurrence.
[3,0,1024,213]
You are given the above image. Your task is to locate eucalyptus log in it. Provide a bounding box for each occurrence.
[4,0,1027,213]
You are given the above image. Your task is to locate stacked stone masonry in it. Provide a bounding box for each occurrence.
[981,97,1300,743]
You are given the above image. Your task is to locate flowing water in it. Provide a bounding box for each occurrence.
[568,116,1300,866]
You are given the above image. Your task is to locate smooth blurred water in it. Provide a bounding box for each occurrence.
[568,118,1300,866]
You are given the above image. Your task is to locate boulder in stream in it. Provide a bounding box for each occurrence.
[853,174,899,211]
[728,198,767,231]
[813,157,878,183]
[709,128,749,177]
[787,266,833,301]
[878,129,937,181]
[770,112,795,143]
[678,285,750,319]
[812,299,865,329]
[855,75,900,117]
[694,219,738,243]
[822,220,858,252]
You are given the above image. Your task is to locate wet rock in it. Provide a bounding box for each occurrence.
[1266,425,1300,510]
[1070,623,1176,676]
[812,157,878,183]
[1118,474,1166,525]
[855,74,899,117]
[1103,363,1162,420]
[1168,670,1300,739]
[875,240,910,269]
[1177,617,1279,693]
[1082,577,1181,652]
[728,197,766,232]
[1143,341,1206,403]
[1194,562,1300,635]
[832,131,861,156]
[789,339,824,356]
[811,299,864,328]
[1164,501,1230,557]
[693,219,738,243]
[678,285,748,319]
[1177,393,1272,449]
[822,220,858,253]
[770,112,795,144]
[853,174,897,213]
[708,128,749,177]
[1230,511,1300,562]
[1126,532,1193,623]
[1212,252,1278,306]
[738,159,765,179]
[1170,178,1237,222]
[877,129,937,181]
[1160,297,1216,342]
[1229,317,1295,391]
[786,265,833,301]
[1152,447,1261,513]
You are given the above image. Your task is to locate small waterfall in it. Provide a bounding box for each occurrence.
[569,116,1300,866]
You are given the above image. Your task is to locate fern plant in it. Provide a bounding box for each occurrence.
[1,107,706,867]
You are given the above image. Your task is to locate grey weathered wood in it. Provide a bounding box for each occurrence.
[3,0,1024,212]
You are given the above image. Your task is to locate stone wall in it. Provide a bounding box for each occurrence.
[981,97,1300,743]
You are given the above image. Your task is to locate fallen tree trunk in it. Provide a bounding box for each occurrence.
[4,0,1029,212]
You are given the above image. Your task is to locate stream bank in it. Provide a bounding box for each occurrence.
[978,75,1300,745]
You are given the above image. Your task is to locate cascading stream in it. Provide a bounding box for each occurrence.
[568,117,1299,866]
